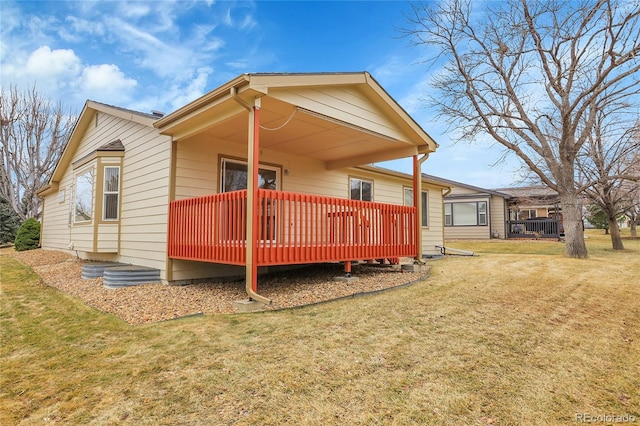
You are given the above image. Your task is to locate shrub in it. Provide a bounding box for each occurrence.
[14,218,41,251]
[0,198,21,244]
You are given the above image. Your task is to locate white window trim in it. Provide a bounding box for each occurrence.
[103,166,120,221]
[444,201,488,227]
[220,158,281,192]
[73,167,94,224]
[403,187,429,227]
[349,177,373,202]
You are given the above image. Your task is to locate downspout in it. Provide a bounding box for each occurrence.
[413,153,429,263]
[442,185,452,246]
[231,87,272,305]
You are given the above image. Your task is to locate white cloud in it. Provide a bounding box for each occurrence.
[166,66,212,110]
[119,2,152,19]
[60,16,106,42]
[26,46,82,79]
[80,64,137,94]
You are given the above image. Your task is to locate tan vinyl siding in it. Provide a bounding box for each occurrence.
[40,188,72,251]
[445,225,490,240]
[444,196,491,240]
[40,109,172,279]
[423,185,444,255]
[116,128,171,275]
[70,223,94,251]
[96,224,118,252]
[270,86,408,141]
[490,195,507,239]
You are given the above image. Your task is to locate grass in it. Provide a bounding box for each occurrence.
[1,229,639,425]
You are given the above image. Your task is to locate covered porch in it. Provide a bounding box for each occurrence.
[156,73,438,304]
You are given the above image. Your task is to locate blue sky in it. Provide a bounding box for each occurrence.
[1,0,522,188]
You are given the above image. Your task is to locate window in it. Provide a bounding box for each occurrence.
[220,158,280,241]
[404,187,429,227]
[74,169,94,222]
[350,178,373,201]
[220,158,279,192]
[103,166,120,220]
[444,201,488,226]
[518,209,537,220]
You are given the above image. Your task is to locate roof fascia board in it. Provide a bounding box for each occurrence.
[356,165,451,190]
[422,173,512,199]
[154,74,251,130]
[42,101,94,191]
[86,101,156,127]
[167,103,248,141]
[445,194,493,200]
[247,72,367,92]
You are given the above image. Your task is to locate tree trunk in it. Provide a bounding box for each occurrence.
[560,192,588,258]
[608,217,625,250]
[631,219,637,238]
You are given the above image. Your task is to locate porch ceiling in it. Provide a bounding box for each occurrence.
[156,73,436,169]
[201,97,420,166]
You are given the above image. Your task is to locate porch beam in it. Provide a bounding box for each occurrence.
[325,146,419,170]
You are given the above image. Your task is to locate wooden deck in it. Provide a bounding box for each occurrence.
[168,189,417,266]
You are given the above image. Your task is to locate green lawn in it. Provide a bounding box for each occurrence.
[1,229,638,425]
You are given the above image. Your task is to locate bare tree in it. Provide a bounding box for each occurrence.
[578,115,640,249]
[625,184,640,237]
[407,0,640,258]
[0,85,76,221]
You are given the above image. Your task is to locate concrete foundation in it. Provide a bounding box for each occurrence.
[233,299,266,313]
[401,263,422,272]
[334,275,360,283]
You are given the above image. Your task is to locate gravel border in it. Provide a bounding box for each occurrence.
[2,248,429,325]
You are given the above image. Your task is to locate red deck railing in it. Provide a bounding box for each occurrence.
[168,189,417,266]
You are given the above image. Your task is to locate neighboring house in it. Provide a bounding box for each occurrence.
[38,72,447,304]
[495,186,565,238]
[422,174,511,240]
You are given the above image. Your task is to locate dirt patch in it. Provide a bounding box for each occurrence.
[2,248,428,325]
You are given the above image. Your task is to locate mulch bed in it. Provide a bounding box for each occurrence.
[2,248,429,325]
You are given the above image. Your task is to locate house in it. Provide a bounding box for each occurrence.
[37,72,448,304]
[421,174,511,240]
[495,186,565,238]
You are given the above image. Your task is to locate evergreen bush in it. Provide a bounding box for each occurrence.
[14,218,41,251]
[0,198,20,244]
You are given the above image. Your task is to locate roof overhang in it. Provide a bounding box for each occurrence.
[357,165,451,190]
[155,72,438,170]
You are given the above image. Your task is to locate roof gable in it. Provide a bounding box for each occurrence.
[38,101,157,196]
